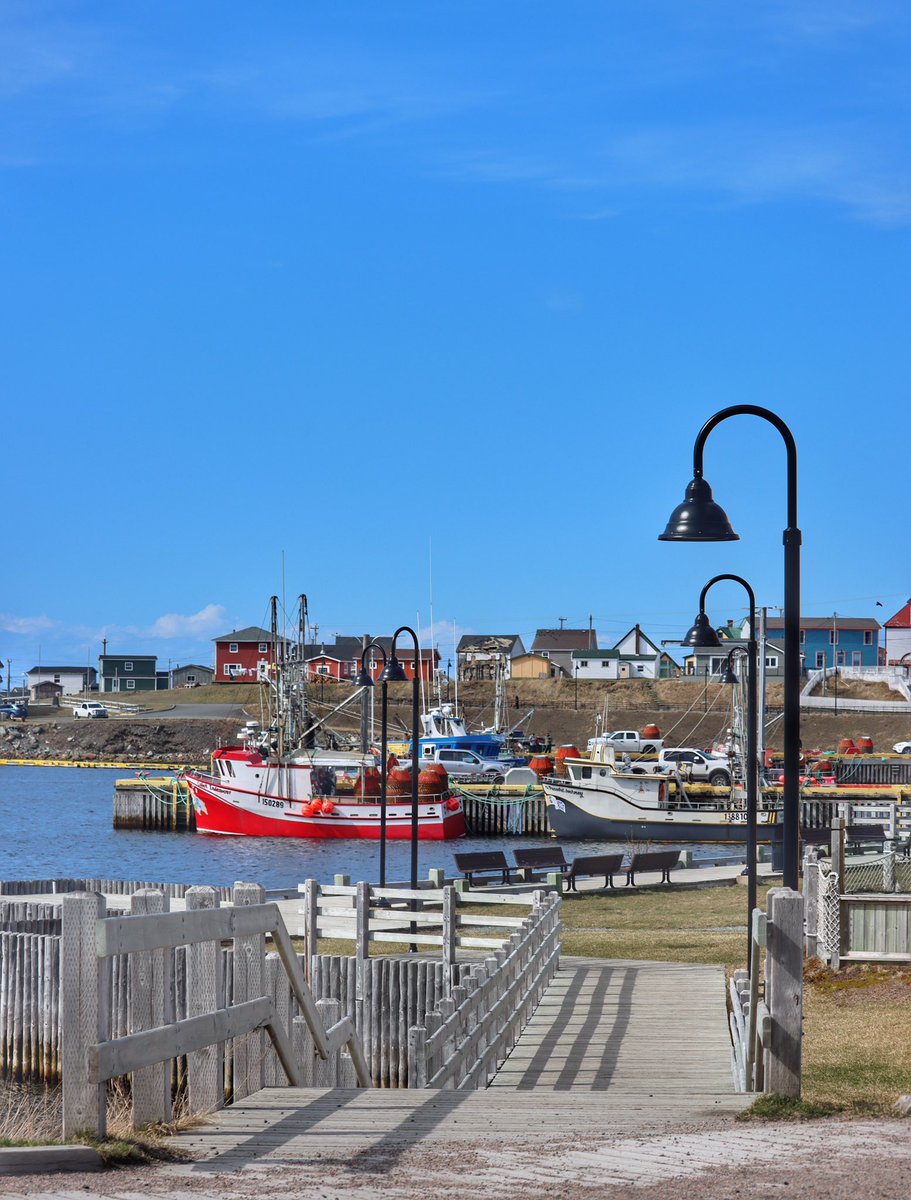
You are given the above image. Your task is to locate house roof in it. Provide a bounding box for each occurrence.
[532,629,598,651]
[99,654,156,662]
[457,634,523,654]
[571,649,619,660]
[765,617,880,631]
[27,666,97,676]
[214,626,279,644]
[885,600,911,629]
[173,664,213,673]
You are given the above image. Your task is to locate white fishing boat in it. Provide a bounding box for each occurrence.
[543,742,780,843]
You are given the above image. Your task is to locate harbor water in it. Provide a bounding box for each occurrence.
[0,766,741,889]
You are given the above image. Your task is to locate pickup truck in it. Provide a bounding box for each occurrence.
[403,746,507,780]
[587,729,665,755]
[647,747,732,787]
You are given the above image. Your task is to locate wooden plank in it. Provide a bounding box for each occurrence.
[97,901,283,957]
[129,889,172,1127]
[185,886,224,1115]
[61,892,108,1139]
[91,997,274,1082]
[766,888,803,1098]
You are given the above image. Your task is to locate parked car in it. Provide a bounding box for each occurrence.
[0,701,27,719]
[73,701,108,719]
[894,741,911,755]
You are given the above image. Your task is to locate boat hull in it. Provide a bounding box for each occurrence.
[544,780,779,844]
[186,773,466,840]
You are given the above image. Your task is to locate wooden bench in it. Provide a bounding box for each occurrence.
[566,852,624,891]
[513,846,571,881]
[845,823,887,852]
[453,851,512,885]
[625,849,681,886]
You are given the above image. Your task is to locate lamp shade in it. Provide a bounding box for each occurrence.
[658,476,739,542]
[380,654,408,683]
[353,662,375,688]
[719,660,739,685]
[681,611,723,648]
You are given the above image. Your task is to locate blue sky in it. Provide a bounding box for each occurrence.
[2,1,911,683]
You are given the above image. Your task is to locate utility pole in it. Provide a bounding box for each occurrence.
[558,616,566,630]
[588,614,593,649]
[360,634,369,752]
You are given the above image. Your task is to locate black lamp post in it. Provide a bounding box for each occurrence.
[354,641,389,887]
[380,626,421,892]
[660,406,801,890]
[682,573,759,962]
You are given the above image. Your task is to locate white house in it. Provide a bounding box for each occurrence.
[457,634,527,681]
[571,626,678,680]
[27,665,97,701]
[884,600,911,666]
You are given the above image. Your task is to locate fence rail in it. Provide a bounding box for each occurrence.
[728,889,804,1096]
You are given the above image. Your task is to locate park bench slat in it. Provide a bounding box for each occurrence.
[625,849,680,887]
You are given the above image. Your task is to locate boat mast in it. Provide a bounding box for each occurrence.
[270,595,283,761]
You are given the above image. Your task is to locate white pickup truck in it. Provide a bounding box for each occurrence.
[634,747,732,786]
[587,729,665,755]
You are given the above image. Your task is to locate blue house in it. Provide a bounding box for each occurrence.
[766,616,880,671]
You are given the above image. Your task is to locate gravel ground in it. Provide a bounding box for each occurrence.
[1,1118,910,1199]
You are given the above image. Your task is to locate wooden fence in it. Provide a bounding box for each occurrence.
[804,817,911,967]
[60,883,369,1139]
[728,888,804,1097]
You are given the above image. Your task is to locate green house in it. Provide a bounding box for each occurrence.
[99,654,160,693]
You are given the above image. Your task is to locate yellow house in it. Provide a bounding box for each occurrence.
[509,652,557,680]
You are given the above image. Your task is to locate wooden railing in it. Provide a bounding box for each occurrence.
[728,888,803,1097]
[61,883,369,1139]
[407,891,561,1089]
[298,881,562,1089]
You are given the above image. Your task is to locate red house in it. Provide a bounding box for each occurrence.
[214,626,287,682]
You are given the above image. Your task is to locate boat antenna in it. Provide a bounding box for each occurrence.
[417,611,427,715]
[453,619,459,712]
[429,538,441,708]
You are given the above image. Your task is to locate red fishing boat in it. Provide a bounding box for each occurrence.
[185,745,465,839]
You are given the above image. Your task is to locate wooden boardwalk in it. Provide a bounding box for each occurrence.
[169,956,750,1182]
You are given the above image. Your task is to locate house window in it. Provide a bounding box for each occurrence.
[864,631,873,646]
[124,661,133,671]
[229,643,238,654]
[317,666,330,676]
[223,664,232,676]
[579,660,588,669]
[541,650,549,658]
[126,679,136,690]
[53,673,60,684]
[836,650,846,666]
[765,655,779,670]
[602,661,611,669]
[187,674,196,684]
[829,630,838,645]
[852,651,862,665]
[258,642,268,653]
[799,630,805,644]
[816,652,826,668]
[636,665,645,674]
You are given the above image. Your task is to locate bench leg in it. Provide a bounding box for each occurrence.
[625,872,635,887]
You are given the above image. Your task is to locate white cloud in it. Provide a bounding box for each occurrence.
[147,604,227,640]
[0,612,57,635]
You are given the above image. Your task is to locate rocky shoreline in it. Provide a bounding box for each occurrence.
[0,718,237,765]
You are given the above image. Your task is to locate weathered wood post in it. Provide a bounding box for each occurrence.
[185,886,224,1114]
[231,882,265,1101]
[765,887,803,1097]
[302,879,318,981]
[61,892,108,1139]
[803,854,819,958]
[831,816,846,968]
[129,889,172,1127]
[442,887,456,994]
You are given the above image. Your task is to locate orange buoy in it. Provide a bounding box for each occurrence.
[529,755,554,779]
[322,800,336,815]
[642,723,661,739]
[388,766,413,796]
[555,745,581,777]
[856,736,874,754]
[838,738,856,755]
